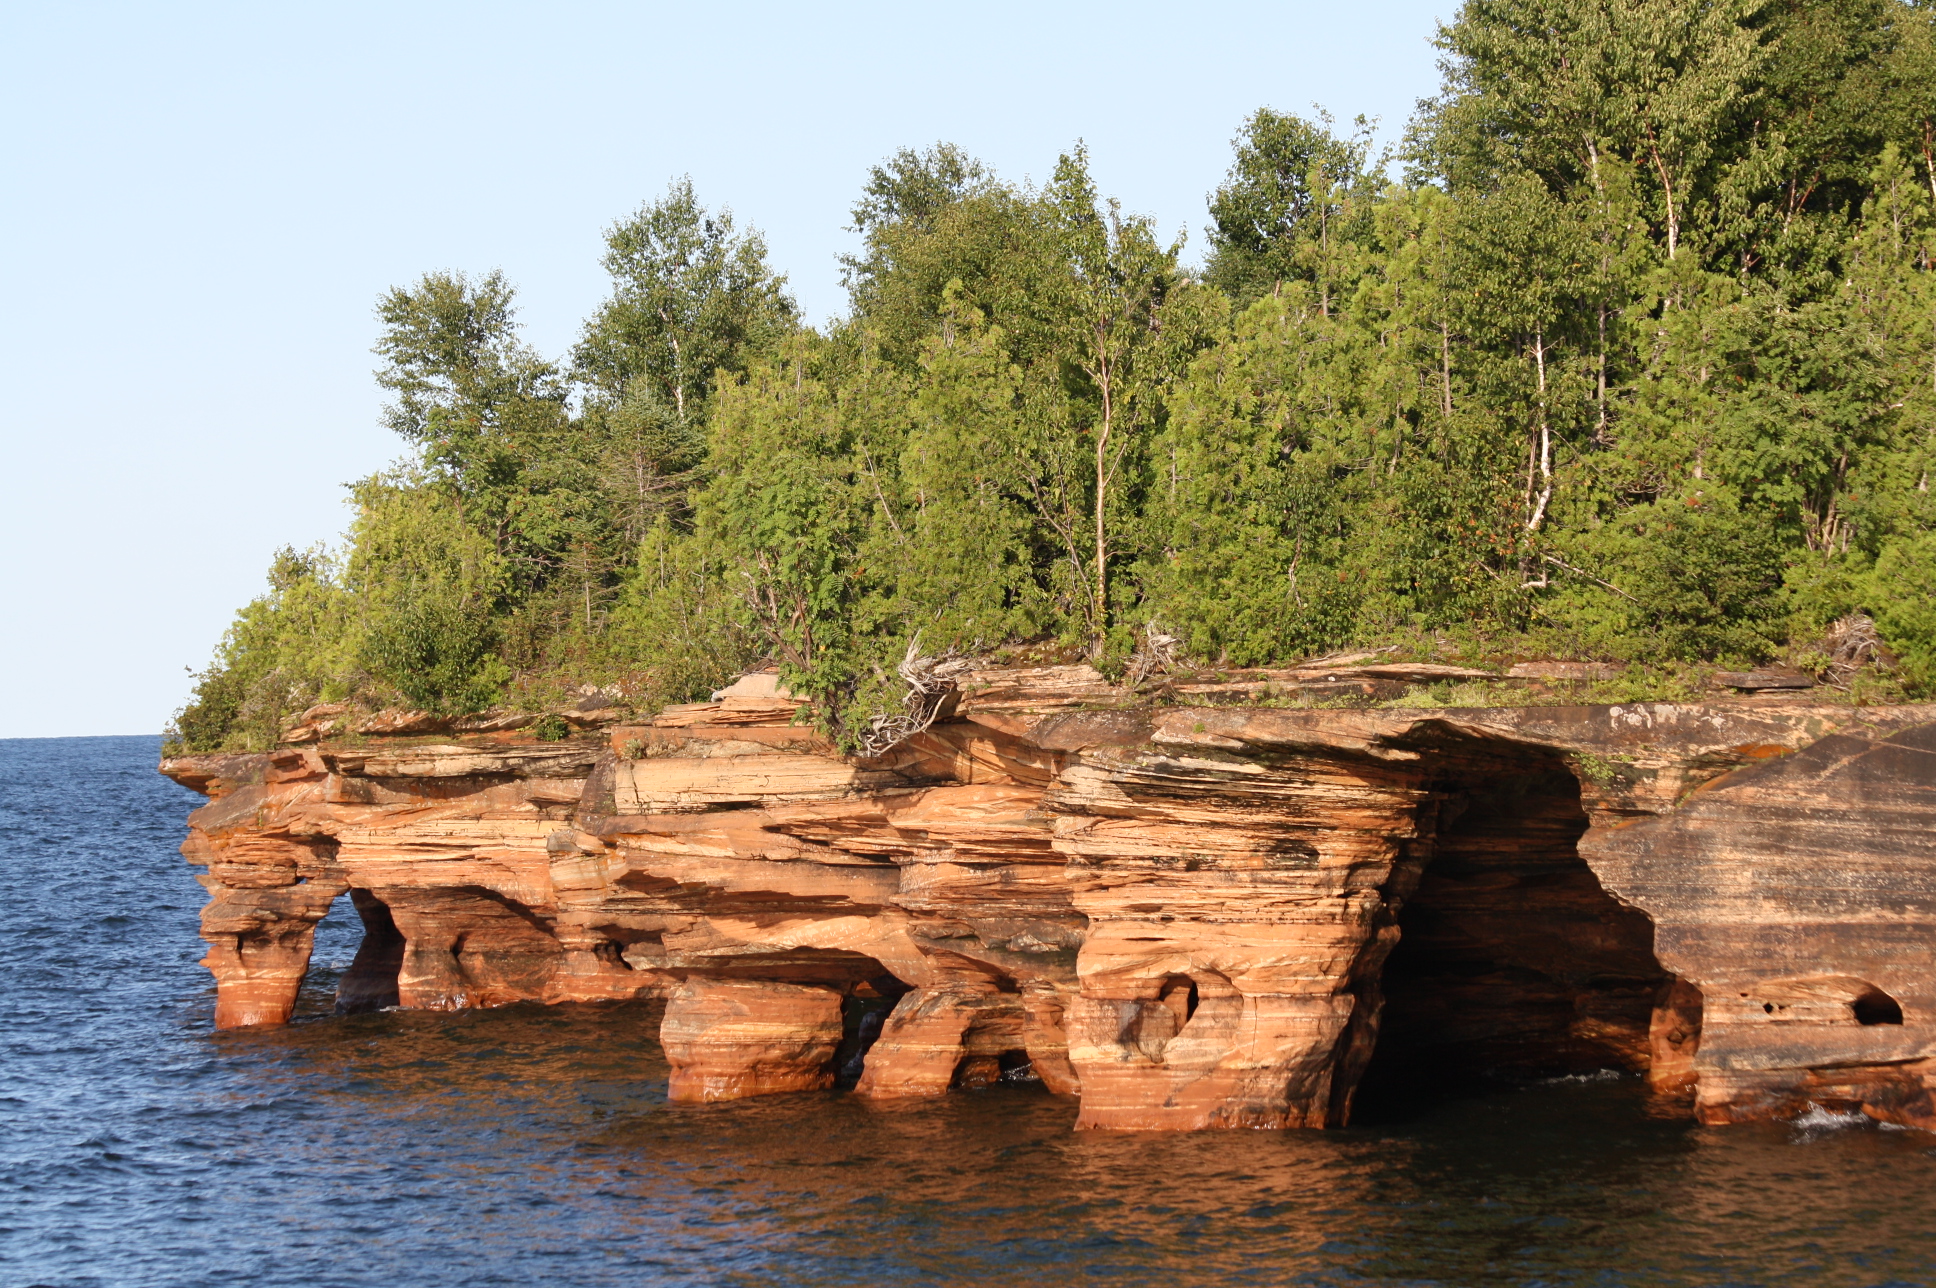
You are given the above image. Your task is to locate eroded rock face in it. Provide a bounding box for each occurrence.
[661,980,845,1101]
[161,668,1936,1132]
[1586,721,1936,1130]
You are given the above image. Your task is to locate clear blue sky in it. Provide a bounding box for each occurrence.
[0,0,1450,738]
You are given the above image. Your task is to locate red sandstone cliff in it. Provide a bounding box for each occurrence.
[161,664,1936,1132]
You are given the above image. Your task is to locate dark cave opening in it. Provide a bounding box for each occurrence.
[1160,974,1201,1025]
[334,889,405,1014]
[1351,744,1669,1123]
[831,974,912,1088]
[952,1049,1040,1089]
[1853,986,1905,1026]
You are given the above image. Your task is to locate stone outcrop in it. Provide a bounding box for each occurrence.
[162,664,1936,1132]
[660,979,846,1101]
[1586,721,1936,1130]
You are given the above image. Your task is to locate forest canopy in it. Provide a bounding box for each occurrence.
[173,0,1936,752]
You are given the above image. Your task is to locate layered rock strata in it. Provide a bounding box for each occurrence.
[162,665,1936,1132]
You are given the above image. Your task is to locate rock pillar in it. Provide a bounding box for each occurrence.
[199,880,345,1028]
[1066,958,1366,1130]
[853,986,985,1097]
[660,979,845,1102]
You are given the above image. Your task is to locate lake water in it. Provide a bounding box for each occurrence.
[4,734,1935,1287]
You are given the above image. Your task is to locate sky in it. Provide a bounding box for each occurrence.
[0,0,1451,738]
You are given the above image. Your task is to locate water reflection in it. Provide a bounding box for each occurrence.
[190,997,1936,1287]
[5,737,1935,1288]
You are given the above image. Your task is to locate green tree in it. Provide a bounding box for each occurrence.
[700,335,869,703]
[1424,0,1770,259]
[176,0,1936,747]
[844,142,994,305]
[1037,148,1211,647]
[1205,108,1382,306]
[572,178,798,425]
[349,476,511,712]
[168,546,358,751]
[878,299,1051,648]
[374,270,569,532]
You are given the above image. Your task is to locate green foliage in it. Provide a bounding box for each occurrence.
[168,546,358,752]
[529,714,570,741]
[374,271,570,519]
[700,335,869,699]
[362,593,503,714]
[1552,498,1789,662]
[603,519,762,709]
[176,1,1936,751]
[1570,751,1638,786]
[844,143,995,304]
[573,178,799,424]
[1866,532,1936,691]
[348,476,509,713]
[1205,108,1383,305]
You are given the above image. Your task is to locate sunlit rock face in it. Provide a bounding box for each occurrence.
[1584,721,1936,1132]
[162,666,1936,1132]
[659,979,845,1101]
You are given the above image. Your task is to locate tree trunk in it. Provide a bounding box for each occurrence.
[1646,129,1678,261]
[1440,320,1454,420]
[660,307,686,422]
[1526,332,1553,533]
[1093,344,1113,640]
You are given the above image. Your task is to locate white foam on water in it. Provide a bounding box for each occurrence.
[1540,1068,1624,1085]
[1789,1103,1872,1136]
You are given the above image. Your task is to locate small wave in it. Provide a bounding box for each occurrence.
[1789,1103,1871,1134]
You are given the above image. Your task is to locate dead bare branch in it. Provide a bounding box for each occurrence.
[854,637,982,757]
[1125,622,1180,687]
[1819,613,1888,688]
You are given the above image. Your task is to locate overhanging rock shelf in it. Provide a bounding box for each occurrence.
[161,664,1936,1131]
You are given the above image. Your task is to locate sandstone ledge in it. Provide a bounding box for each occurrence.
[162,670,1936,1132]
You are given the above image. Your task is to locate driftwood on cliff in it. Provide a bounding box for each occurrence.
[1124,623,1180,688]
[1820,613,1889,688]
[854,641,980,757]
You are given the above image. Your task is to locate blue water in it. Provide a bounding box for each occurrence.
[3,735,1935,1287]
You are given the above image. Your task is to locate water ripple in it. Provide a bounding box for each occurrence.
[2,736,1934,1287]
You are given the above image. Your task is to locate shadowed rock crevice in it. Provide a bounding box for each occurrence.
[1854,987,1905,1026]
[334,888,405,1014]
[832,989,904,1087]
[1357,750,1668,1117]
